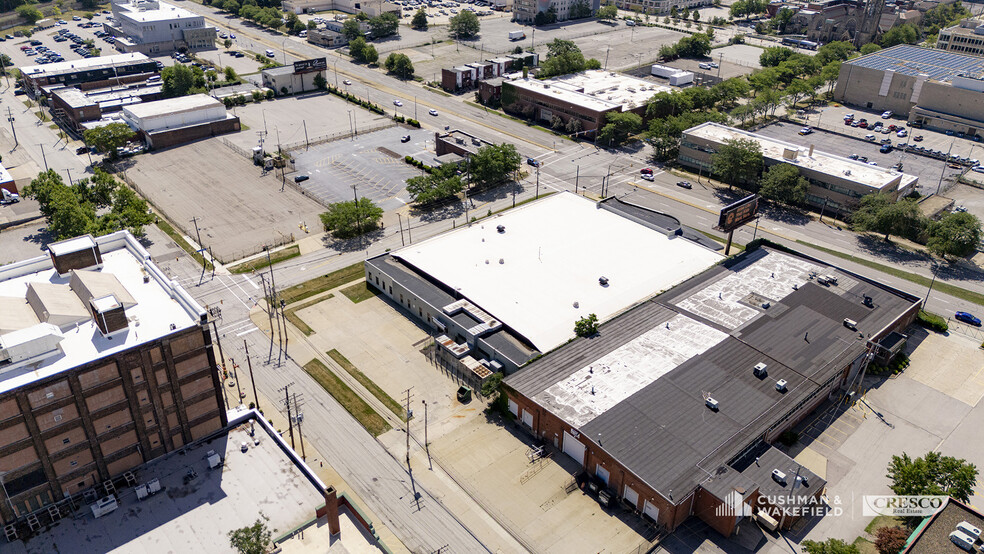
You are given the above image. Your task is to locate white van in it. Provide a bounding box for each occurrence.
[299,30,307,37]
[265,49,275,57]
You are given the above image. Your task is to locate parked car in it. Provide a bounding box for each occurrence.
[880,144,892,153]
[294,175,309,183]
[955,311,982,326]
[676,181,692,189]
[913,135,924,141]
[859,122,868,128]
[865,134,876,141]
[641,173,655,181]
[343,79,352,85]
[881,110,893,118]
[401,135,411,142]
[844,113,854,120]
[849,154,860,160]
[641,168,653,175]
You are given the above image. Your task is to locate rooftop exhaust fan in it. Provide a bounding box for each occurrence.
[599,276,609,286]
[496,225,505,233]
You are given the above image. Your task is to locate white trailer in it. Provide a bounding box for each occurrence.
[669,71,694,86]
[650,64,678,78]
[508,30,526,41]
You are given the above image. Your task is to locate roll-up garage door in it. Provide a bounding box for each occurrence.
[562,430,585,466]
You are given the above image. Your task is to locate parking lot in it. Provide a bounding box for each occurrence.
[755,121,960,196]
[2,13,117,70]
[292,126,434,210]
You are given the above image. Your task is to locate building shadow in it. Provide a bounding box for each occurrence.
[320,227,385,252]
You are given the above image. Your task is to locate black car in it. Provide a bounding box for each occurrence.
[294,175,310,183]
[76,146,90,155]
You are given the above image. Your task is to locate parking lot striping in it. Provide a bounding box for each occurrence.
[236,327,259,337]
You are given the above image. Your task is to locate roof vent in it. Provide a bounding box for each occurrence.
[496,225,505,233]
[863,295,874,307]
[599,276,609,286]
[705,397,719,411]
[90,295,127,336]
[499,258,504,264]
[753,363,768,378]
[772,469,787,485]
[48,234,103,276]
[776,379,788,393]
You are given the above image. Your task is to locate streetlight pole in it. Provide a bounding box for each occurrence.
[282,37,289,66]
[924,260,939,306]
[333,60,339,86]
[936,138,955,195]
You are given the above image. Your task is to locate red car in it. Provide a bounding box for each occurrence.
[641,168,653,175]
[844,119,853,125]
[888,124,897,131]
[859,122,868,128]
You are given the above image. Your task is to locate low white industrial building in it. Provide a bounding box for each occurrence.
[261,59,328,95]
[121,94,240,148]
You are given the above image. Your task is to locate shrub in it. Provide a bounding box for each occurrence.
[916,310,948,332]
[574,313,599,337]
[408,119,421,128]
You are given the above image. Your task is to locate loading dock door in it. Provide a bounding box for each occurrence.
[521,409,534,428]
[562,430,586,466]
[643,500,660,523]
[595,465,610,486]
[508,399,518,417]
[623,485,639,508]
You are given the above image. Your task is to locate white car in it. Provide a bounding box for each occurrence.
[429,109,438,116]
[897,130,907,137]
[881,110,893,118]
[865,134,876,141]
[972,166,984,173]
[343,79,352,85]
[641,173,655,181]
[394,100,403,106]
[698,62,712,70]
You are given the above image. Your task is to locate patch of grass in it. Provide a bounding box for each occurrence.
[278,262,364,305]
[282,294,333,336]
[424,85,453,97]
[463,101,574,141]
[696,229,745,252]
[852,536,877,554]
[795,240,984,307]
[340,281,377,303]
[48,124,59,130]
[154,217,213,270]
[302,358,390,436]
[327,349,405,420]
[228,245,300,274]
[864,515,904,534]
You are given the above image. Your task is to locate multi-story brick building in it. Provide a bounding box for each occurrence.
[0,232,226,530]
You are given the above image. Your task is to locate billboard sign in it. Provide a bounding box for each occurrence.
[717,194,759,232]
[293,57,327,74]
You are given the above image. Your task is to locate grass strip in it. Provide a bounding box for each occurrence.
[340,281,377,303]
[278,262,364,305]
[696,229,745,252]
[155,218,213,270]
[795,240,984,307]
[282,293,333,336]
[228,245,300,274]
[302,358,390,437]
[327,349,405,421]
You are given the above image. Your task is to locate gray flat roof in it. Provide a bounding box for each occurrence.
[505,246,918,499]
[845,44,984,81]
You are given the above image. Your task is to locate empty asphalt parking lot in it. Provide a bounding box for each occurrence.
[291,127,434,210]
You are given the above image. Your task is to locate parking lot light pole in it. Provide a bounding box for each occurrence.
[282,37,288,66]
[333,60,338,86]
[936,138,955,195]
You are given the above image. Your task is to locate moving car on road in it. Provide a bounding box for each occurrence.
[676,181,692,189]
[955,311,981,326]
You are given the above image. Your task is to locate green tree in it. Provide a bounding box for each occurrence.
[105,184,153,236]
[468,143,521,189]
[887,451,978,503]
[712,138,763,189]
[0,54,12,76]
[411,7,428,29]
[161,64,196,97]
[224,38,233,49]
[480,372,503,399]
[774,6,792,32]
[73,168,118,208]
[670,5,678,18]
[926,211,982,259]
[851,194,926,242]
[759,46,794,67]
[349,36,367,59]
[286,12,305,34]
[874,527,908,554]
[598,111,642,147]
[313,72,327,90]
[405,164,464,205]
[539,39,588,77]
[319,197,384,238]
[341,17,363,41]
[362,43,378,64]
[574,313,599,337]
[449,10,480,38]
[569,0,591,19]
[815,40,855,65]
[859,43,882,55]
[368,12,399,38]
[228,519,272,554]
[597,4,618,20]
[880,23,919,47]
[759,163,807,205]
[384,53,414,79]
[83,123,136,160]
[800,539,860,554]
[820,61,841,93]
[675,32,711,58]
[225,65,239,81]
[308,20,318,30]
[693,9,700,21]
[16,4,43,24]
[222,0,240,12]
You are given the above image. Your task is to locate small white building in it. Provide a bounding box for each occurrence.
[261,59,327,95]
[121,94,239,148]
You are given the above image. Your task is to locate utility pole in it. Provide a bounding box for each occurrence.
[352,185,363,239]
[280,383,295,449]
[403,387,414,469]
[265,248,283,363]
[260,274,275,361]
[231,358,243,404]
[397,213,405,245]
[407,215,412,244]
[209,246,215,281]
[244,340,259,411]
[211,319,229,406]
[292,392,306,460]
[575,165,579,194]
[535,164,540,199]
[422,399,430,468]
[66,168,74,186]
[39,144,48,172]
[6,107,16,146]
[303,120,309,149]
[191,217,207,285]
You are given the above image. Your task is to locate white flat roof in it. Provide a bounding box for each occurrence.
[48,234,96,256]
[508,70,671,113]
[685,122,914,190]
[395,192,722,352]
[0,163,12,185]
[20,53,150,77]
[115,0,204,22]
[122,94,221,119]
[0,232,203,394]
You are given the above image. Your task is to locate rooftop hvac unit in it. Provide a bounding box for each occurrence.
[705,397,719,411]
[956,521,982,540]
[599,276,609,286]
[772,469,787,485]
[753,363,768,378]
[843,318,858,330]
[496,225,505,233]
[776,379,788,392]
[950,530,975,551]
